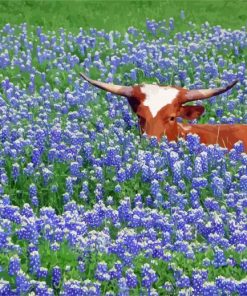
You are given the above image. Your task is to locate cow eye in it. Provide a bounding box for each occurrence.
[170,116,175,121]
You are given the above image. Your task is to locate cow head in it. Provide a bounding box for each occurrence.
[80,73,238,141]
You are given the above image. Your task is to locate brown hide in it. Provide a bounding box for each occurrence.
[80,73,242,152]
[178,124,247,151]
[128,86,246,152]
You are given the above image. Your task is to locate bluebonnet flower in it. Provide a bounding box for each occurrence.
[109,266,122,280]
[202,282,218,295]
[240,259,247,272]
[125,268,138,288]
[149,136,158,147]
[32,148,41,167]
[237,279,247,296]
[192,177,208,189]
[77,260,85,273]
[234,141,245,154]
[186,134,201,153]
[211,176,224,197]
[204,198,219,211]
[1,172,8,185]
[216,276,236,293]
[79,189,88,201]
[227,256,236,267]
[202,258,211,267]
[31,196,39,207]
[180,10,185,19]
[184,166,193,179]
[35,282,54,296]
[176,275,190,288]
[95,261,110,281]
[65,176,74,195]
[141,263,157,289]
[29,183,37,197]
[121,251,133,266]
[29,251,41,274]
[52,266,62,287]
[70,161,81,177]
[169,17,174,30]
[27,244,38,256]
[0,184,4,195]
[50,242,60,251]
[172,160,183,184]
[192,273,204,294]
[12,163,20,181]
[150,179,160,196]
[42,167,53,185]
[118,277,129,295]
[239,175,247,191]
[163,281,173,292]
[95,183,104,201]
[48,148,57,162]
[0,279,12,296]
[213,247,227,268]
[37,267,48,279]
[178,179,186,191]
[62,280,86,295]
[168,151,179,166]
[194,156,204,177]
[16,270,31,294]
[117,168,126,183]
[129,68,137,81]
[8,255,21,276]
[94,165,104,182]
[190,189,200,208]
[50,184,58,193]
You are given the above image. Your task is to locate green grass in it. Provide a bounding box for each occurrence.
[0,0,246,33]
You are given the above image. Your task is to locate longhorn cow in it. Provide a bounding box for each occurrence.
[80,73,247,152]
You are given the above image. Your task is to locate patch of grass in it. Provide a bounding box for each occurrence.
[0,0,246,33]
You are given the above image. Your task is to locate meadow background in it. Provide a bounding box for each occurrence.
[0,0,247,295]
[0,0,247,32]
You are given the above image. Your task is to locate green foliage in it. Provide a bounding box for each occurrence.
[0,0,247,33]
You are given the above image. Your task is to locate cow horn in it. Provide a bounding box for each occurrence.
[80,73,133,97]
[183,79,239,103]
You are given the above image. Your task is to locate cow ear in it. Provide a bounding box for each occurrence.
[178,105,205,120]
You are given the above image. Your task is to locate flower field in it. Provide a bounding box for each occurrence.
[0,12,247,296]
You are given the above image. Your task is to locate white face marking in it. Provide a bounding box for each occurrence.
[141,84,179,117]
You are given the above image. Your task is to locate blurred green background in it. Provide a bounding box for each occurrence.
[0,0,246,32]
